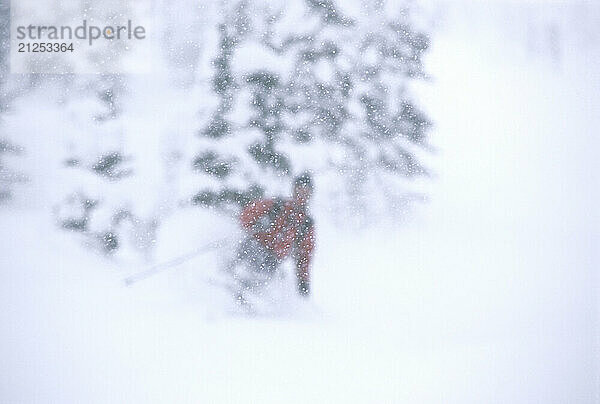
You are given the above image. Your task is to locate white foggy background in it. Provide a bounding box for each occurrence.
[1,0,598,402]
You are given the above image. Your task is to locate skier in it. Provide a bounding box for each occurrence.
[235,172,315,297]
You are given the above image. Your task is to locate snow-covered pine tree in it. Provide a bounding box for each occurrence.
[0,140,26,202]
[191,6,268,209]
[0,1,27,202]
[55,73,135,254]
[54,1,151,255]
[193,0,431,218]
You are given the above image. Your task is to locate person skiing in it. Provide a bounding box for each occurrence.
[236,172,315,297]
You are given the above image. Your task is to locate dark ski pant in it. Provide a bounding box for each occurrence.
[232,236,280,276]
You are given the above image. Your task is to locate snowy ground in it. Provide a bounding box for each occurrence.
[1,1,598,403]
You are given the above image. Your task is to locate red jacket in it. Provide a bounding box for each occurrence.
[240,198,314,282]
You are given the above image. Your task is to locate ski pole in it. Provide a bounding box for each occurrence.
[123,238,230,286]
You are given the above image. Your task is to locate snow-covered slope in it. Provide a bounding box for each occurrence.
[1,1,598,402]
